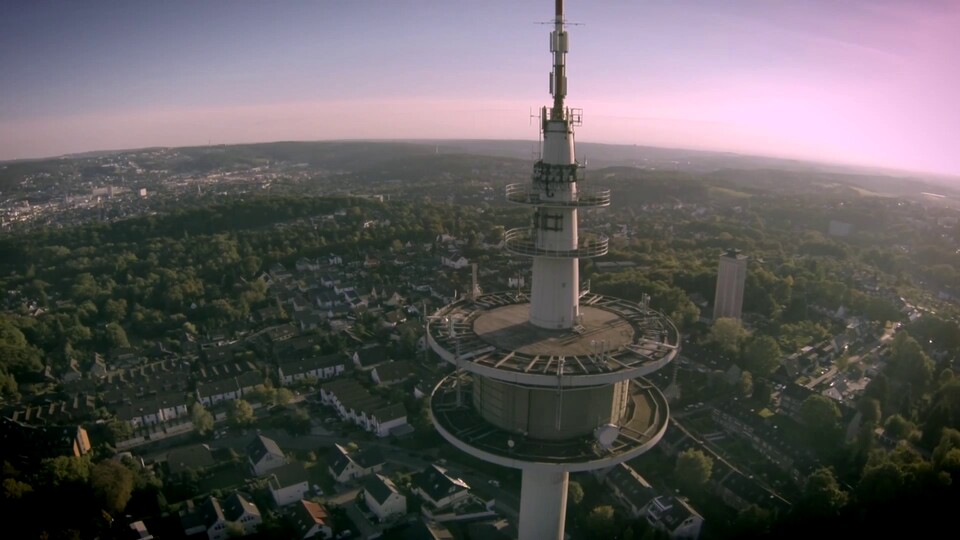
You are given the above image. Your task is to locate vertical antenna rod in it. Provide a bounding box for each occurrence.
[550,0,568,116]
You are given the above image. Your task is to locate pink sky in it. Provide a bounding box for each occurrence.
[1,1,957,176]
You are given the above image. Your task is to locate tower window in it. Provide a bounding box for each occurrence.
[540,212,564,231]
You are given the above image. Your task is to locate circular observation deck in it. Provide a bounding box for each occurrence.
[505,183,611,208]
[426,291,679,387]
[504,228,609,259]
[430,375,670,471]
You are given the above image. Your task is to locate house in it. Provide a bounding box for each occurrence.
[778,383,816,422]
[603,463,656,518]
[90,354,109,378]
[371,360,415,386]
[289,499,333,539]
[196,378,242,407]
[181,493,263,540]
[278,354,349,386]
[117,392,190,429]
[296,257,320,273]
[319,379,409,437]
[369,403,409,438]
[643,496,704,540]
[166,444,215,477]
[412,464,471,511]
[352,345,390,370]
[247,435,286,476]
[268,462,310,506]
[326,444,385,483]
[236,371,265,395]
[126,520,154,539]
[363,473,406,522]
[714,467,791,515]
[441,252,469,269]
[294,310,325,331]
[264,324,298,344]
[61,359,82,383]
[222,492,263,536]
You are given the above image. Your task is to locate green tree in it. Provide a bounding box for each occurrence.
[280,408,311,436]
[2,477,33,500]
[675,448,713,492]
[568,481,584,506]
[733,504,773,537]
[708,317,746,357]
[107,418,133,444]
[888,331,934,391]
[227,399,255,428]
[741,335,782,377]
[739,370,754,398]
[104,322,130,349]
[799,395,841,454]
[40,455,91,487]
[922,379,960,447]
[932,428,960,468]
[797,467,848,519]
[858,397,882,427]
[191,403,215,436]
[884,414,915,440]
[274,388,294,406]
[91,459,134,516]
[800,395,840,432]
[0,372,18,399]
[585,505,617,539]
[856,456,904,507]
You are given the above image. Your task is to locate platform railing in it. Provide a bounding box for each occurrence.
[505,183,610,208]
[504,227,608,258]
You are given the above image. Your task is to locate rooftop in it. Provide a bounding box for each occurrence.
[427,292,678,386]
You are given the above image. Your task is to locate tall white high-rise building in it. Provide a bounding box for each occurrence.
[427,2,678,538]
[713,249,748,320]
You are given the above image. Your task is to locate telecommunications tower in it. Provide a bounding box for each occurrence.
[427,2,679,538]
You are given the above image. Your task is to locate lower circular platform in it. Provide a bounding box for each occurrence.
[429,373,670,472]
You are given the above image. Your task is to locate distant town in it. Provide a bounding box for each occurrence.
[1,140,959,539]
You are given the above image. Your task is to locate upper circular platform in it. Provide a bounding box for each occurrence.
[427,291,679,387]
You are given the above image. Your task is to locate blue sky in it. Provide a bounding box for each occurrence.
[1,0,957,176]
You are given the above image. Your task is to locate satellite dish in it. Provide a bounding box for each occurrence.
[594,423,619,450]
[507,439,515,449]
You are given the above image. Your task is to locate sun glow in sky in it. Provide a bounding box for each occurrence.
[1,0,957,176]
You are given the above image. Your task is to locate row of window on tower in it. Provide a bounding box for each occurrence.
[533,210,564,232]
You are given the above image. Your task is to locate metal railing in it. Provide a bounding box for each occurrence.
[504,227,609,258]
[505,184,610,208]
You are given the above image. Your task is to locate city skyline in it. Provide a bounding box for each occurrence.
[1,0,958,177]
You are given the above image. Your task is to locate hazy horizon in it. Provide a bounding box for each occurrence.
[2,0,958,176]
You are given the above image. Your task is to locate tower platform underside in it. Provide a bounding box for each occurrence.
[427,291,679,386]
[430,375,669,472]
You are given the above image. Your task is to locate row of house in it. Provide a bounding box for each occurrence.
[278,354,350,386]
[711,403,817,484]
[173,434,326,539]
[658,420,792,515]
[318,378,409,438]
